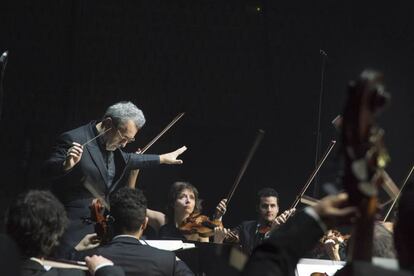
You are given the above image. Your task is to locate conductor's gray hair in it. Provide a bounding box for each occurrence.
[103,101,146,129]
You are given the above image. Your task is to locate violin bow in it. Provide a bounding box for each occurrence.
[380,198,393,208]
[128,112,185,188]
[300,195,320,207]
[43,258,88,270]
[139,112,185,154]
[383,164,414,222]
[290,140,336,209]
[225,129,265,208]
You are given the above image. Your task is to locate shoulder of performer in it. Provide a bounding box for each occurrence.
[232,220,257,232]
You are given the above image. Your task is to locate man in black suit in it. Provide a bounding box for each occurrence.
[5,190,125,276]
[75,187,194,276]
[42,101,186,257]
[227,188,295,255]
[242,193,356,276]
[0,234,21,276]
[242,192,414,276]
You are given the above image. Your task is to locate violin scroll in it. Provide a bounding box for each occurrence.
[257,208,296,235]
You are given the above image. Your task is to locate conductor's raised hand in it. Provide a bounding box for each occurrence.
[63,142,83,171]
[159,146,187,164]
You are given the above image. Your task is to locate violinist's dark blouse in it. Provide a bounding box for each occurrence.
[159,222,187,241]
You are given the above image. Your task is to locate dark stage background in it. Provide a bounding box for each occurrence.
[0,1,413,229]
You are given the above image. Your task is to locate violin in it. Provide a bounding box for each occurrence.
[257,208,296,235]
[179,213,223,238]
[257,222,273,235]
[89,198,111,243]
[316,229,350,261]
[83,177,112,243]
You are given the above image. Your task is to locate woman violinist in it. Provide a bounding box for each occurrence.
[158,182,228,242]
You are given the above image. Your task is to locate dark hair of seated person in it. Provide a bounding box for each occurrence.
[372,222,396,258]
[5,190,68,258]
[109,187,147,235]
[256,187,279,205]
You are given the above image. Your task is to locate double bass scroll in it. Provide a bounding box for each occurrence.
[341,69,390,262]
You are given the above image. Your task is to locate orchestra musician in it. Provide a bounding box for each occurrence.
[225,187,295,255]
[73,187,194,276]
[312,228,348,261]
[0,234,20,276]
[42,101,187,258]
[242,193,360,276]
[310,221,396,262]
[5,190,125,276]
[158,181,228,242]
[244,69,414,276]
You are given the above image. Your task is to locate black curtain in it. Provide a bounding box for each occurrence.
[1,0,413,228]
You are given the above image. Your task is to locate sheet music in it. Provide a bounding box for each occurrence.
[141,240,195,251]
[295,257,399,276]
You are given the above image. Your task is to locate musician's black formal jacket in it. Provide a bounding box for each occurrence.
[21,259,125,276]
[158,223,187,241]
[335,262,412,276]
[231,220,266,256]
[42,122,160,257]
[74,236,194,276]
[241,212,322,276]
[242,210,413,276]
[0,234,21,276]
